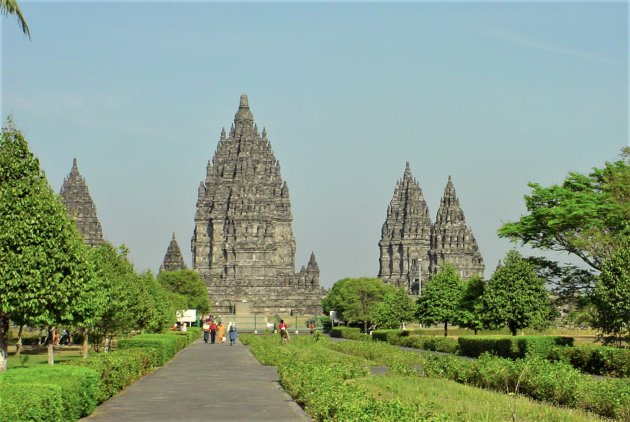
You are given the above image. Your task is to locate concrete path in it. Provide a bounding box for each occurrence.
[83,338,310,422]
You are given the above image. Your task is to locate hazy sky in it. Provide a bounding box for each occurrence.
[2,1,628,288]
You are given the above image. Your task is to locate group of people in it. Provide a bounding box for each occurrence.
[202,317,238,346]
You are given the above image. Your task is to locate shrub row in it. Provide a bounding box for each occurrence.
[547,345,630,378]
[372,330,459,354]
[242,334,445,421]
[458,335,574,359]
[0,366,101,422]
[0,329,201,422]
[117,329,199,366]
[325,338,630,420]
[329,326,363,340]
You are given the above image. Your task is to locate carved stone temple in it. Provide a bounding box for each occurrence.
[378,163,484,294]
[59,158,104,247]
[191,95,324,315]
[160,233,187,272]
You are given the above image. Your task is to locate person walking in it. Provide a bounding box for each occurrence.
[228,323,237,346]
[216,321,225,343]
[278,319,289,344]
[209,320,218,344]
[202,320,210,343]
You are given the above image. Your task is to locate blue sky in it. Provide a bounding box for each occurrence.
[2,1,628,288]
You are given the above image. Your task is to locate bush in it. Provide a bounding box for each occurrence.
[330,326,363,340]
[458,336,573,359]
[0,366,101,421]
[0,382,64,422]
[117,333,181,366]
[547,345,630,377]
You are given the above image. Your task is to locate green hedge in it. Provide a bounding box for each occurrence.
[0,366,101,421]
[458,336,573,359]
[372,330,459,354]
[330,326,363,340]
[117,334,181,366]
[547,345,630,378]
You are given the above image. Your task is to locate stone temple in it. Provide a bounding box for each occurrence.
[378,163,484,294]
[59,158,104,247]
[160,233,187,272]
[190,95,324,315]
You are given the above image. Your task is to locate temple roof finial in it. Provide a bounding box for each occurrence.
[239,94,249,109]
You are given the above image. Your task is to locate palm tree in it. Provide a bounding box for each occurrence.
[1,0,30,39]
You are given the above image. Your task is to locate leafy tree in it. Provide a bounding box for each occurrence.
[456,276,485,334]
[136,271,176,333]
[0,120,91,370]
[592,239,630,346]
[156,269,211,315]
[322,277,394,332]
[1,0,30,38]
[373,288,416,329]
[482,250,554,336]
[416,264,464,336]
[499,152,630,271]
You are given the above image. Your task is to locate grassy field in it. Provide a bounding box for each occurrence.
[5,346,84,369]
[355,375,604,422]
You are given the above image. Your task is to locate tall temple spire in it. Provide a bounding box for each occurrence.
[59,158,104,247]
[430,176,484,278]
[160,233,187,272]
[191,95,323,314]
[378,163,432,294]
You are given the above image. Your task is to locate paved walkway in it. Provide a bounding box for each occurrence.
[83,338,310,422]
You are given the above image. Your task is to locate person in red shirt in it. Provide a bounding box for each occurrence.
[209,321,218,344]
[278,319,289,344]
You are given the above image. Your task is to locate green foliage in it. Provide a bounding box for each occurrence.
[592,239,630,346]
[416,264,464,336]
[0,120,92,370]
[372,330,459,354]
[0,382,63,422]
[547,345,630,378]
[157,269,211,315]
[373,288,416,329]
[330,326,363,340]
[498,154,630,271]
[117,333,183,366]
[135,270,176,333]
[322,277,395,331]
[456,276,485,333]
[0,365,101,421]
[458,336,574,359]
[482,250,554,335]
[0,0,31,39]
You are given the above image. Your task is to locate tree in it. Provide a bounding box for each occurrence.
[156,269,211,315]
[482,250,554,336]
[499,152,630,271]
[591,239,630,346]
[415,264,464,336]
[0,120,91,371]
[373,288,416,329]
[136,271,177,333]
[456,276,485,334]
[322,277,394,332]
[1,0,30,38]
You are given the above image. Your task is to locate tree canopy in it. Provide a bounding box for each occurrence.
[373,288,416,329]
[1,0,30,38]
[322,277,395,332]
[592,238,630,346]
[416,264,464,336]
[456,276,485,334]
[156,269,211,315]
[0,121,91,370]
[482,250,553,336]
[498,153,630,271]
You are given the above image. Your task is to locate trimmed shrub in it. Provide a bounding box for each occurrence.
[547,345,630,378]
[330,326,362,340]
[0,366,101,421]
[458,336,573,359]
[117,333,181,366]
[0,382,64,422]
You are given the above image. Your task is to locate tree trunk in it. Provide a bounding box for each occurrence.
[0,315,9,373]
[47,343,54,366]
[444,321,448,337]
[509,323,517,336]
[363,320,368,334]
[15,324,23,356]
[82,329,89,359]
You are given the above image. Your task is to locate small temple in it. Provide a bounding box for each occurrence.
[160,233,187,272]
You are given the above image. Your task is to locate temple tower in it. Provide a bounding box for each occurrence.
[191,95,323,314]
[160,233,187,272]
[59,158,104,247]
[430,176,485,278]
[378,163,433,294]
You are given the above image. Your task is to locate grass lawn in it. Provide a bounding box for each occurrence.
[355,375,604,422]
[6,345,84,369]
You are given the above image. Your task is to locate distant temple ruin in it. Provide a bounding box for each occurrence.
[189,95,324,315]
[378,163,484,294]
[160,233,187,272]
[59,158,104,247]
